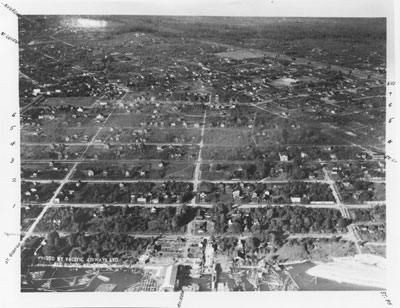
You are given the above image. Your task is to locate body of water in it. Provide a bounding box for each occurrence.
[287,261,382,291]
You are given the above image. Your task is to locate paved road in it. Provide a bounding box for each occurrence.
[19,71,39,85]
[20,95,45,114]
[21,201,382,210]
[251,103,287,119]
[323,166,363,254]
[28,229,350,241]
[20,158,385,165]
[352,221,385,226]
[21,142,200,147]
[192,110,207,195]
[363,242,386,246]
[287,233,353,240]
[21,178,327,184]
[49,35,75,47]
[21,137,387,153]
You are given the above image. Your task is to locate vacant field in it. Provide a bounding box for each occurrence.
[42,96,99,107]
[215,49,265,60]
[275,239,357,263]
[202,145,261,161]
[360,245,386,257]
[200,163,258,181]
[148,128,201,143]
[203,129,254,146]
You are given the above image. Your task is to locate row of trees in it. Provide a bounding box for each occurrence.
[39,231,154,262]
[59,181,194,204]
[35,206,185,234]
[209,204,349,235]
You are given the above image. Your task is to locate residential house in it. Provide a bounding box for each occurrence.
[279,152,289,162]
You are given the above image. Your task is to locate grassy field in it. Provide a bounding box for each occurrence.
[203,129,254,146]
[275,239,358,263]
[201,145,262,161]
[215,49,265,60]
[42,96,99,107]
[148,128,201,143]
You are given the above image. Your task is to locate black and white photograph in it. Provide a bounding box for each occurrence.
[0,0,399,307]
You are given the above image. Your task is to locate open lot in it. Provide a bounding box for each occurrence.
[215,49,265,60]
[41,96,100,107]
[203,129,254,146]
[202,145,261,161]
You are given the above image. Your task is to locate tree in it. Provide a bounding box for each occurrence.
[181,191,195,203]
[337,217,348,229]
[229,222,243,234]
[266,208,274,219]
[172,215,183,228]
[43,230,61,257]
[323,217,333,231]
[292,166,306,180]
[246,165,257,179]
[68,233,77,247]
[282,128,289,143]
[246,235,261,251]
[47,230,60,247]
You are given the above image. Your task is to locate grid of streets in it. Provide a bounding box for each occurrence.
[20,97,385,252]
[19,16,386,292]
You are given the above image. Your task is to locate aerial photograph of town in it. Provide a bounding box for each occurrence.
[18,15,386,292]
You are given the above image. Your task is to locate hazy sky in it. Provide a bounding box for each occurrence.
[10,0,393,17]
